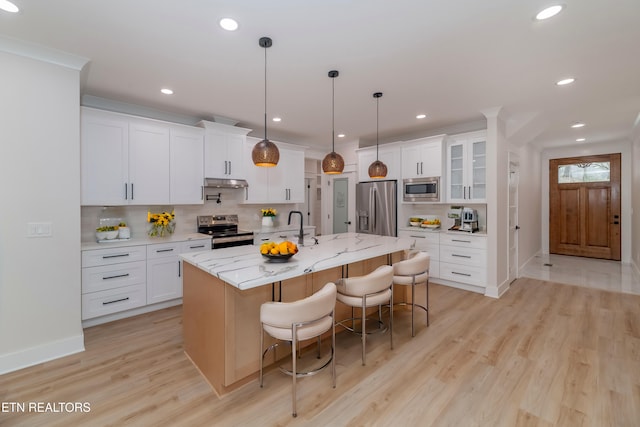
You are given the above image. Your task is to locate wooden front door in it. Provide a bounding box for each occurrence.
[549,153,621,260]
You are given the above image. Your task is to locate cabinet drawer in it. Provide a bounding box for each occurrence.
[82,283,146,320]
[439,262,486,287]
[82,245,146,267]
[440,246,485,267]
[398,229,439,244]
[180,239,210,253]
[82,260,146,293]
[147,242,182,259]
[440,233,486,249]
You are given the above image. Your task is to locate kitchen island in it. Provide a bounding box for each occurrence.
[180,233,413,395]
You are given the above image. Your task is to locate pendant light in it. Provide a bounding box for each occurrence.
[322,70,345,174]
[368,92,388,179]
[252,37,280,167]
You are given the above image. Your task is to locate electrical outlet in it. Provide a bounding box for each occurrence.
[27,222,52,237]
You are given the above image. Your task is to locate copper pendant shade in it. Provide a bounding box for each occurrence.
[322,70,344,174]
[252,37,280,167]
[368,92,387,179]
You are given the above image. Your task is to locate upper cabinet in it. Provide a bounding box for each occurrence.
[81,107,205,206]
[446,130,486,203]
[243,138,305,204]
[356,143,402,182]
[199,120,251,180]
[401,135,446,179]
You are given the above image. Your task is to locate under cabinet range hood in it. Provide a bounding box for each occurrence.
[203,178,249,189]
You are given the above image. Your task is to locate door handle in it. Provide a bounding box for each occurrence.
[612,221,619,225]
[344,221,351,225]
[515,225,520,230]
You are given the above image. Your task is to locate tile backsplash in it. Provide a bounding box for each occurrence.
[81,188,303,242]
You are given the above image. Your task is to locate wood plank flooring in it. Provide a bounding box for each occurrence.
[1,277,639,426]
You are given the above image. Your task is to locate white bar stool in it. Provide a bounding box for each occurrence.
[335,265,394,365]
[392,250,430,336]
[259,282,337,418]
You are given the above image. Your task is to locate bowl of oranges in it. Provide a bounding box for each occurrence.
[259,241,299,262]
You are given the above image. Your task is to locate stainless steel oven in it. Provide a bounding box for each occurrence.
[403,177,440,202]
[197,215,254,249]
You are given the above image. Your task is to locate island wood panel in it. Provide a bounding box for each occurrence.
[182,262,226,394]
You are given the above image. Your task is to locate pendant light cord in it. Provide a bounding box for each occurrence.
[264,45,268,141]
[332,77,335,152]
[376,96,379,160]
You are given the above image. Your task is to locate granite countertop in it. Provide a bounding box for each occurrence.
[81,232,211,250]
[181,232,413,290]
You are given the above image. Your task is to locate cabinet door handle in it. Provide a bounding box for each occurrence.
[156,248,174,253]
[178,261,181,277]
[452,254,472,259]
[189,244,206,249]
[103,253,130,259]
[131,183,134,200]
[416,162,419,175]
[228,161,231,175]
[410,235,426,239]
[224,160,228,175]
[421,162,424,175]
[102,273,130,280]
[245,188,248,201]
[201,186,204,200]
[124,183,128,200]
[463,186,466,199]
[451,239,471,243]
[452,271,472,277]
[103,297,130,305]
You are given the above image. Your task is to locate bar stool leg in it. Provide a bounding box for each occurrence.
[426,278,430,326]
[259,327,264,387]
[411,281,416,337]
[361,297,367,365]
[292,324,298,418]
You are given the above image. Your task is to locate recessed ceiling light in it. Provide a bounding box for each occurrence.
[556,78,575,86]
[571,122,585,128]
[576,138,586,142]
[160,88,174,95]
[0,0,19,13]
[416,114,427,119]
[337,133,345,138]
[219,18,238,31]
[272,117,281,122]
[536,5,564,20]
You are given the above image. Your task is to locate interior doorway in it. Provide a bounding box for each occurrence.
[333,178,349,233]
[508,155,519,283]
[549,153,621,260]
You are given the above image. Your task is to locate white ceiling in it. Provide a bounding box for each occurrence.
[2,0,639,151]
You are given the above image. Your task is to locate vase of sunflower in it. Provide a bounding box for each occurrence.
[261,208,277,227]
[147,210,176,237]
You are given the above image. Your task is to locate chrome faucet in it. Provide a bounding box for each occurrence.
[287,210,304,246]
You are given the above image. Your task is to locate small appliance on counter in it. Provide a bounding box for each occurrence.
[447,206,479,233]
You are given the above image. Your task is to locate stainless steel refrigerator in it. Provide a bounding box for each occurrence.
[356,180,397,236]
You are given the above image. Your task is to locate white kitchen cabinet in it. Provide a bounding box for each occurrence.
[170,125,205,204]
[146,242,183,305]
[438,233,486,287]
[81,108,130,205]
[128,118,171,204]
[446,131,486,203]
[397,229,440,278]
[199,120,251,180]
[81,245,148,320]
[401,135,445,179]
[81,107,205,206]
[357,144,401,182]
[243,138,305,204]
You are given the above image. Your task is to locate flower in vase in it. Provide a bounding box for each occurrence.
[148,210,176,237]
[261,208,277,217]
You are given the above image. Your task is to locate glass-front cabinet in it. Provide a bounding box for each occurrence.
[446,131,486,203]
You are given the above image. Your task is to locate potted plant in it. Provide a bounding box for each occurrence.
[117,221,130,239]
[261,208,277,227]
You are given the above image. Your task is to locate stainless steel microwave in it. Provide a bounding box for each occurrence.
[403,177,440,202]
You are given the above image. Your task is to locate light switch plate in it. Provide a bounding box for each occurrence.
[27,222,53,237]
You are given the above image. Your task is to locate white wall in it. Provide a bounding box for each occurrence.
[541,140,633,263]
[0,45,87,373]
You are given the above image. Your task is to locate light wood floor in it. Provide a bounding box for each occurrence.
[1,278,639,426]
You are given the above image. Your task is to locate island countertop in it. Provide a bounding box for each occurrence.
[180,233,413,290]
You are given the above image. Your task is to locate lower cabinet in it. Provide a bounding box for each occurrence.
[81,237,211,323]
[438,233,487,288]
[397,229,440,278]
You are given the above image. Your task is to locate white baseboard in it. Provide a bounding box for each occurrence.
[0,333,85,375]
[484,277,511,299]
